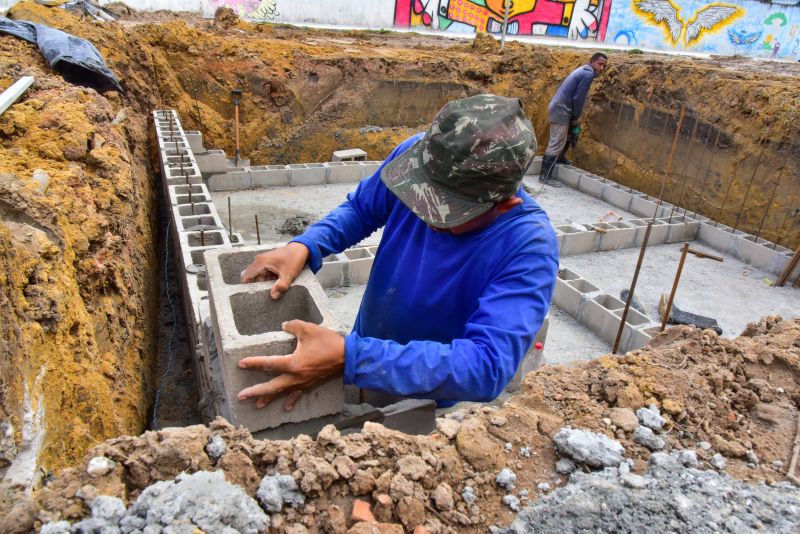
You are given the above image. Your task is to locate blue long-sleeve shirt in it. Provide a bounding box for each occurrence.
[548,64,596,125]
[291,134,558,406]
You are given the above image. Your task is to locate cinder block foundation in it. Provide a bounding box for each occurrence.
[205,245,345,431]
[325,161,363,184]
[558,225,600,256]
[250,165,290,188]
[289,163,327,186]
[577,174,604,197]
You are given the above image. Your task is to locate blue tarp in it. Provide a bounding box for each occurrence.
[0,16,122,92]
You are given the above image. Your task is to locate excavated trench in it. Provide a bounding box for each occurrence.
[1,1,799,493]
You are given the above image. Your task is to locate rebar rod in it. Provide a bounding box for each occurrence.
[653,104,686,221]
[188,72,206,138]
[228,196,232,238]
[255,214,261,245]
[777,247,800,287]
[200,229,205,247]
[773,185,800,250]
[661,243,690,331]
[733,135,769,233]
[755,164,784,241]
[670,115,699,223]
[700,129,722,222]
[613,221,654,354]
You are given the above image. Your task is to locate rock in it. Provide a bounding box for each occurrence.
[711,454,727,470]
[86,456,116,477]
[555,458,577,475]
[349,469,377,496]
[327,505,348,533]
[206,434,226,460]
[609,408,639,432]
[537,482,550,492]
[633,426,665,451]
[257,474,305,513]
[519,447,531,458]
[502,495,520,511]
[678,450,699,468]
[396,497,426,532]
[620,473,648,489]
[333,456,358,479]
[553,428,625,468]
[389,473,415,499]
[432,483,454,511]
[616,384,645,409]
[436,418,461,439]
[504,442,513,451]
[636,405,666,430]
[348,523,404,534]
[317,424,341,446]
[520,489,529,500]
[352,499,375,523]
[711,435,746,458]
[397,455,430,481]
[461,486,476,506]
[0,421,17,467]
[661,399,683,415]
[456,418,503,471]
[32,169,50,193]
[496,468,517,490]
[746,450,759,465]
[374,494,394,523]
[698,441,712,451]
[489,416,507,427]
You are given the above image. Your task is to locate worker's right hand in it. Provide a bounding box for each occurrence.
[240,242,309,300]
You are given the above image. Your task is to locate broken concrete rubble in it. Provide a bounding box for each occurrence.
[553,428,625,468]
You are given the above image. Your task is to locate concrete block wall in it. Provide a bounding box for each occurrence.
[205,245,345,431]
[205,160,385,191]
[552,163,791,275]
[551,266,659,354]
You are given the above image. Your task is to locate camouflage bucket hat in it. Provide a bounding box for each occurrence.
[380,94,537,228]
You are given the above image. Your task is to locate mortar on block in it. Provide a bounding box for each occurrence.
[205,244,346,432]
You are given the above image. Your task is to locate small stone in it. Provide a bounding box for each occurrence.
[504,442,513,451]
[436,418,461,439]
[32,169,50,193]
[489,416,507,427]
[328,505,347,532]
[618,462,631,476]
[746,450,759,465]
[432,483,454,511]
[86,456,115,477]
[352,499,375,523]
[461,486,476,506]
[553,428,625,468]
[519,489,529,500]
[711,454,727,470]
[633,426,665,451]
[661,399,683,415]
[502,495,520,512]
[678,450,699,468]
[555,458,576,475]
[621,473,648,489]
[374,494,394,523]
[777,387,785,394]
[257,474,305,512]
[206,435,226,460]
[537,482,550,492]
[698,441,712,451]
[636,405,666,430]
[496,468,516,490]
[519,447,531,458]
[40,521,72,534]
[772,460,784,470]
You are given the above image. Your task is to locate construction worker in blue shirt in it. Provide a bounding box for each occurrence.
[238,94,558,412]
[540,52,608,187]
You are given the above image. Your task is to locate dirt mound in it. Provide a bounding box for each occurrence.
[3,317,797,532]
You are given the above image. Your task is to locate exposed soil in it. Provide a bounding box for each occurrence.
[1,0,799,495]
[0,316,797,533]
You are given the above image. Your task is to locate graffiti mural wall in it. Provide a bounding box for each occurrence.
[605,0,800,58]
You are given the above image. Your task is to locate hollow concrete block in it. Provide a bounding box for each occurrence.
[696,222,736,254]
[168,183,211,206]
[526,157,542,176]
[556,166,581,187]
[343,247,374,285]
[230,233,245,247]
[205,245,345,431]
[578,293,626,344]
[208,170,251,192]
[629,195,659,219]
[729,234,783,273]
[577,174,603,197]
[195,150,228,175]
[332,148,367,162]
[558,225,600,256]
[184,131,204,153]
[601,184,633,211]
[506,314,549,392]
[325,162,362,184]
[596,222,637,251]
[666,219,701,243]
[289,163,327,186]
[316,253,348,289]
[250,165,290,188]
[360,161,382,179]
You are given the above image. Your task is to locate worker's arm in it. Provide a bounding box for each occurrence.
[344,249,558,402]
[290,134,423,273]
[569,70,594,124]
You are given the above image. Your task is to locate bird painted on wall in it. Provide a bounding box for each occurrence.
[633,0,742,46]
[728,29,763,46]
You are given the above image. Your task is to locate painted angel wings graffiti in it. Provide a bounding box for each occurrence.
[634,0,742,46]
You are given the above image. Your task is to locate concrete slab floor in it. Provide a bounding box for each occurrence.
[563,242,799,338]
[523,176,638,226]
[210,184,384,246]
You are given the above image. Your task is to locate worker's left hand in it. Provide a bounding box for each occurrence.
[569,124,582,137]
[236,320,345,411]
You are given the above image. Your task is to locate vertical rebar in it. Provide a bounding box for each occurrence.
[228,196,233,238]
[653,104,686,221]
[200,229,205,247]
[188,187,194,215]
[613,221,654,354]
[755,165,784,241]
[732,135,769,233]
[188,72,206,138]
[669,115,700,222]
[255,214,261,245]
[232,89,242,168]
[693,124,716,217]
[661,243,690,331]
[777,248,800,287]
[772,185,800,249]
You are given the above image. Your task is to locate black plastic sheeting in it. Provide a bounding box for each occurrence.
[0,16,122,92]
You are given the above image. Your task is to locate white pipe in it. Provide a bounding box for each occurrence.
[0,76,34,117]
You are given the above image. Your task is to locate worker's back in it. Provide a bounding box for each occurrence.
[548,64,595,125]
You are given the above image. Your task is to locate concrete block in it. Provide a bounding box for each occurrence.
[620,323,658,354]
[601,184,633,211]
[360,161,382,179]
[729,234,783,273]
[506,314,549,392]
[344,247,374,285]
[579,293,625,343]
[379,399,436,435]
[195,150,228,175]
[250,165,290,188]
[227,158,251,168]
[230,233,245,247]
[629,194,660,219]
[289,163,326,186]
[177,213,224,233]
[332,148,367,161]
[208,170,251,192]
[663,216,700,243]
[696,222,736,254]
[526,157,542,176]
[185,131,204,153]
[556,166,581,188]
[316,253,347,289]
[325,162,362,184]
[628,219,668,246]
[169,183,210,206]
[595,222,637,251]
[772,252,800,280]
[557,225,600,256]
[615,309,654,354]
[181,230,230,250]
[562,278,602,319]
[577,174,603,197]
[205,245,345,431]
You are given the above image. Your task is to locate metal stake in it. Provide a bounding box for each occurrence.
[613,221,654,354]
[653,104,686,220]
[188,72,206,138]
[500,0,510,51]
[777,247,800,287]
[255,214,261,245]
[232,89,243,168]
[772,185,800,249]
[669,115,699,223]
[660,243,690,331]
[188,187,194,215]
[733,135,769,233]
[228,196,233,238]
[755,164,784,241]
[200,229,205,247]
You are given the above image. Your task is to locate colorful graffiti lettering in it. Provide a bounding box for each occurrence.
[728,28,762,45]
[632,0,742,46]
[210,0,279,21]
[393,0,614,41]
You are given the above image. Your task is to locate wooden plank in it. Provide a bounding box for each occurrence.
[0,76,34,117]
